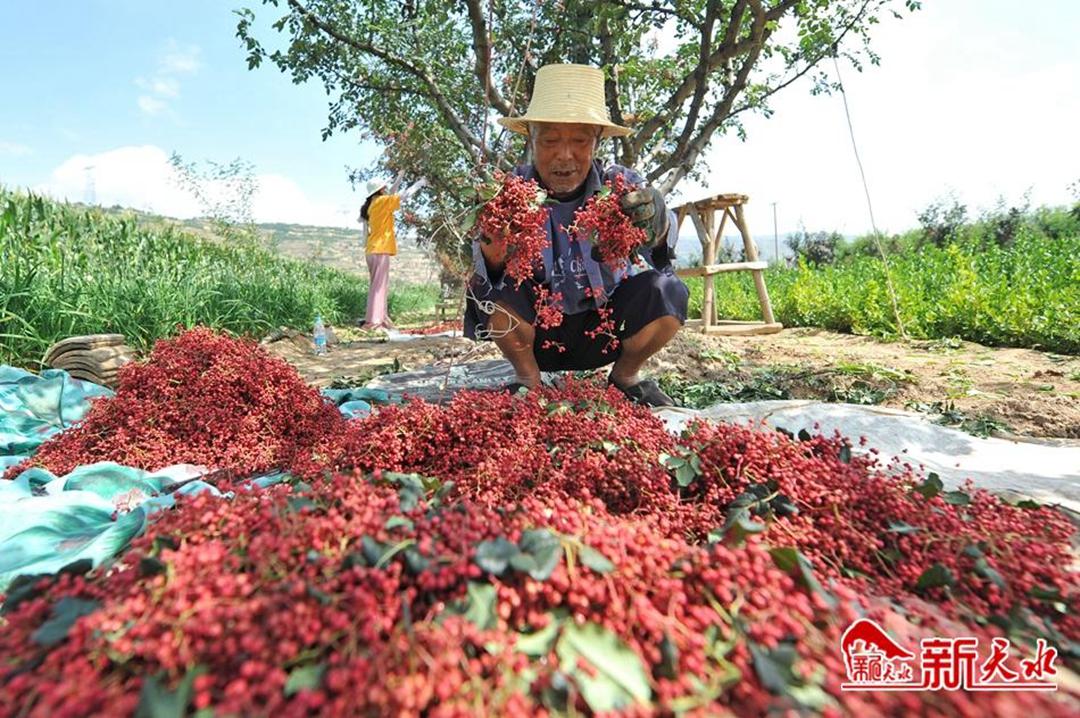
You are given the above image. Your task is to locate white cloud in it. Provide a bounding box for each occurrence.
[135,40,202,116]
[136,76,180,98]
[0,141,32,157]
[160,42,202,74]
[137,95,168,116]
[34,145,357,229]
[667,1,1080,238]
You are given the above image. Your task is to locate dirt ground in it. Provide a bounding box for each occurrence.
[265,325,1080,440]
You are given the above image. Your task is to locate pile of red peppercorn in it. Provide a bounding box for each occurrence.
[1,329,1075,717]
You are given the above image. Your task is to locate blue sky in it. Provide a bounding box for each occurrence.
[1,0,1078,238]
[0,0,378,226]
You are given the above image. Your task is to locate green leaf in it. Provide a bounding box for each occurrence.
[384,516,414,532]
[517,529,561,580]
[382,471,425,512]
[1029,585,1062,601]
[711,506,767,545]
[31,597,100,647]
[878,548,903,565]
[768,547,837,608]
[914,472,943,499]
[838,445,852,463]
[942,490,970,506]
[1,572,54,615]
[462,581,497,630]
[660,450,701,487]
[658,453,683,468]
[887,521,920,534]
[284,663,325,696]
[516,614,563,656]
[657,633,679,680]
[749,641,825,709]
[674,462,698,487]
[916,563,955,590]
[1016,499,1042,509]
[973,557,1006,590]
[134,668,203,718]
[546,400,573,416]
[579,545,615,574]
[771,493,799,517]
[403,547,430,575]
[286,496,317,513]
[138,556,167,578]
[474,537,518,575]
[151,535,179,557]
[556,622,652,712]
[360,535,390,566]
[797,429,812,442]
[961,544,984,559]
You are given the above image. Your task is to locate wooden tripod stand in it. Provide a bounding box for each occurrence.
[672,193,783,336]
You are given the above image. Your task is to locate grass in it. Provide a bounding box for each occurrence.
[904,400,1012,438]
[658,361,914,410]
[0,188,438,367]
[683,220,1080,354]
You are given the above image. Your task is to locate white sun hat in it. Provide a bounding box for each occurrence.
[363,178,389,199]
[497,63,633,138]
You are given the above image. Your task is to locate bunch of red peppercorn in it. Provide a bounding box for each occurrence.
[568,174,648,271]
[475,172,550,287]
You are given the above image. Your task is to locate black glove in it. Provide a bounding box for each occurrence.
[619,185,669,249]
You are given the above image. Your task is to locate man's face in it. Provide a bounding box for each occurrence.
[531,122,599,198]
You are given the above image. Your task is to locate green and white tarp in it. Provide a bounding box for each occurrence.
[0,366,113,473]
[0,462,215,591]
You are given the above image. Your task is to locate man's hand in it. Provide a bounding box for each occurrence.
[479,230,508,276]
[620,186,669,248]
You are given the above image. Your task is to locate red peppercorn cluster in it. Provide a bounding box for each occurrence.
[533,285,565,330]
[476,172,550,287]
[568,174,647,271]
[1,332,1076,716]
[8,326,346,480]
[583,288,620,353]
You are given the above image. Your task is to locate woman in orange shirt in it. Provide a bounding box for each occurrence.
[357,172,426,329]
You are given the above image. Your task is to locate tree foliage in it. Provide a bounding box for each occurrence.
[236,0,920,260]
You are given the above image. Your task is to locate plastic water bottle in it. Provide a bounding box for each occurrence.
[313,314,327,355]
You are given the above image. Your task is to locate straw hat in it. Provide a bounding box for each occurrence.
[497,64,633,138]
[363,178,388,199]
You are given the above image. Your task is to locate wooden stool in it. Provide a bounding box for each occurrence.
[672,193,782,336]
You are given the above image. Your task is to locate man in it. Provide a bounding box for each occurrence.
[465,63,688,407]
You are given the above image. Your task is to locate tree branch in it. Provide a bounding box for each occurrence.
[632,0,801,155]
[464,0,513,116]
[664,0,726,168]
[652,0,770,192]
[286,0,490,162]
[598,18,634,165]
[727,0,878,119]
[605,0,689,22]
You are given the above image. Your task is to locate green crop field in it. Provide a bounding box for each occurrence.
[0,189,437,367]
[684,212,1080,354]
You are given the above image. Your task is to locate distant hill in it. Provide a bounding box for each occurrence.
[91,204,439,286]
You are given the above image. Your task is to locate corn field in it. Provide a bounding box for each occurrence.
[0,189,435,367]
